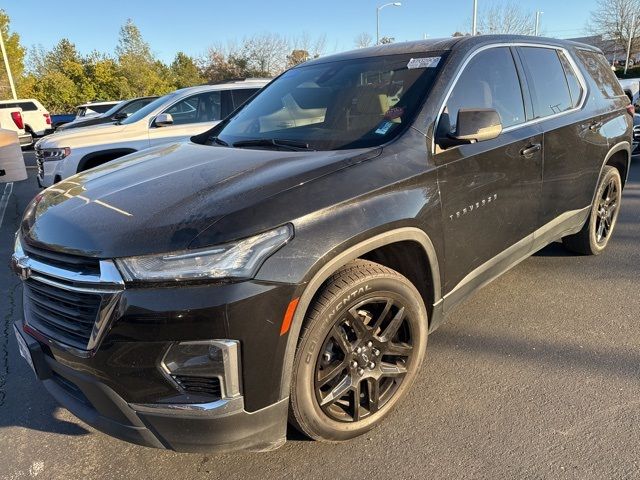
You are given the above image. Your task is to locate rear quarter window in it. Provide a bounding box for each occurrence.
[575,49,625,100]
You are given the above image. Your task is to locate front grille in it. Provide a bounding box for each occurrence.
[634,125,640,142]
[17,237,124,352]
[25,279,102,349]
[23,242,101,276]
[173,375,222,399]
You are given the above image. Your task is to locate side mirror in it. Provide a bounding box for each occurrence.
[113,112,129,120]
[449,108,502,145]
[154,113,174,127]
[0,129,27,183]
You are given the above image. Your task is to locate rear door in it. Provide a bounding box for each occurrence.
[148,91,232,146]
[434,46,544,301]
[515,46,609,226]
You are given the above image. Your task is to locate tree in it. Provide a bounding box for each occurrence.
[588,0,640,57]
[241,33,289,76]
[379,36,395,44]
[115,19,173,97]
[478,2,534,35]
[287,49,309,68]
[171,52,204,88]
[354,32,373,48]
[0,9,26,99]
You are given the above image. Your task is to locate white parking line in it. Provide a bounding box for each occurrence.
[0,182,14,228]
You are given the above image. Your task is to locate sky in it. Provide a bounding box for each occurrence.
[4,0,599,63]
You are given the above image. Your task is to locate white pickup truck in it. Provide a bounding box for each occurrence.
[0,107,32,148]
[35,80,268,186]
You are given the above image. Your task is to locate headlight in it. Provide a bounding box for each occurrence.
[41,147,71,161]
[115,224,293,282]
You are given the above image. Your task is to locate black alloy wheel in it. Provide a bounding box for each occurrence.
[289,260,428,441]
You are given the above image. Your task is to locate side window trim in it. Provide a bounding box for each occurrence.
[432,42,589,155]
[510,46,535,122]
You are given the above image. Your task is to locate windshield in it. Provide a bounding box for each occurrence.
[120,92,179,125]
[213,52,445,150]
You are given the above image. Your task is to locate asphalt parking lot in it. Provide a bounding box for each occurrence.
[1,152,639,479]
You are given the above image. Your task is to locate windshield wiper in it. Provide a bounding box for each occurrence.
[232,138,312,151]
[209,136,229,147]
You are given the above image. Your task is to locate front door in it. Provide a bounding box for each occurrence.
[433,46,543,306]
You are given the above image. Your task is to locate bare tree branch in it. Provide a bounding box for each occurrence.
[479,2,535,35]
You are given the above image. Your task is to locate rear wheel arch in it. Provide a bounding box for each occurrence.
[77,148,137,173]
[600,141,630,188]
[279,227,442,400]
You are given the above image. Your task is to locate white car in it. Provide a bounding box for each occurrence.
[35,80,268,187]
[75,101,121,119]
[0,107,32,148]
[0,98,51,138]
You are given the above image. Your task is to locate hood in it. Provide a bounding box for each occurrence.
[39,122,129,148]
[21,142,379,258]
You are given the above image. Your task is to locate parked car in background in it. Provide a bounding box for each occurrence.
[13,36,631,452]
[50,113,76,130]
[75,101,121,120]
[0,128,27,183]
[633,114,640,155]
[35,79,268,186]
[0,107,32,148]
[57,96,158,132]
[0,99,51,138]
[619,78,640,107]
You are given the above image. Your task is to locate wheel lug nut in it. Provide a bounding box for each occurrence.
[356,347,363,354]
[373,349,380,356]
[351,361,358,368]
[357,368,364,376]
[368,362,376,369]
[367,341,373,348]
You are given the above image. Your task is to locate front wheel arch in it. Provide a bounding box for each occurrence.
[279,227,441,401]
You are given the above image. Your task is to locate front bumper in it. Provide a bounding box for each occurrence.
[16,323,287,452]
[11,239,298,452]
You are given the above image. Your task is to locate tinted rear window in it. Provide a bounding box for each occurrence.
[90,104,115,114]
[231,88,260,109]
[18,102,38,111]
[518,47,573,119]
[576,49,625,100]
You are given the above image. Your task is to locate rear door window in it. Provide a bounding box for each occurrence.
[443,47,525,132]
[558,52,584,108]
[231,88,260,109]
[518,47,573,119]
[164,91,222,125]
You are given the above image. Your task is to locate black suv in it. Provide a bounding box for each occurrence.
[56,97,159,131]
[11,35,632,452]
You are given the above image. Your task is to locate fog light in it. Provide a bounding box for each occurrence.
[161,340,240,398]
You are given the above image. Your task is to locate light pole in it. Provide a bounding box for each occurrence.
[625,13,636,75]
[376,2,402,45]
[472,0,478,35]
[534,11,544,36]
[0,29,16,100]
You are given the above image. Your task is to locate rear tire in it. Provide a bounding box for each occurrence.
[289,260,428,442]
[562,166,622,255]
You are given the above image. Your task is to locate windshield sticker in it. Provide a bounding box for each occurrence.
[375,120,395,135]
[385,106,405,120]
[407,57,441,69]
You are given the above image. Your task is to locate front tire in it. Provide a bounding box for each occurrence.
[289,260,428,441]
[563,166,622,255]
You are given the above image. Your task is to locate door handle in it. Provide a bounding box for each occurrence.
[520,143,541,158]
[589,121,603,131]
